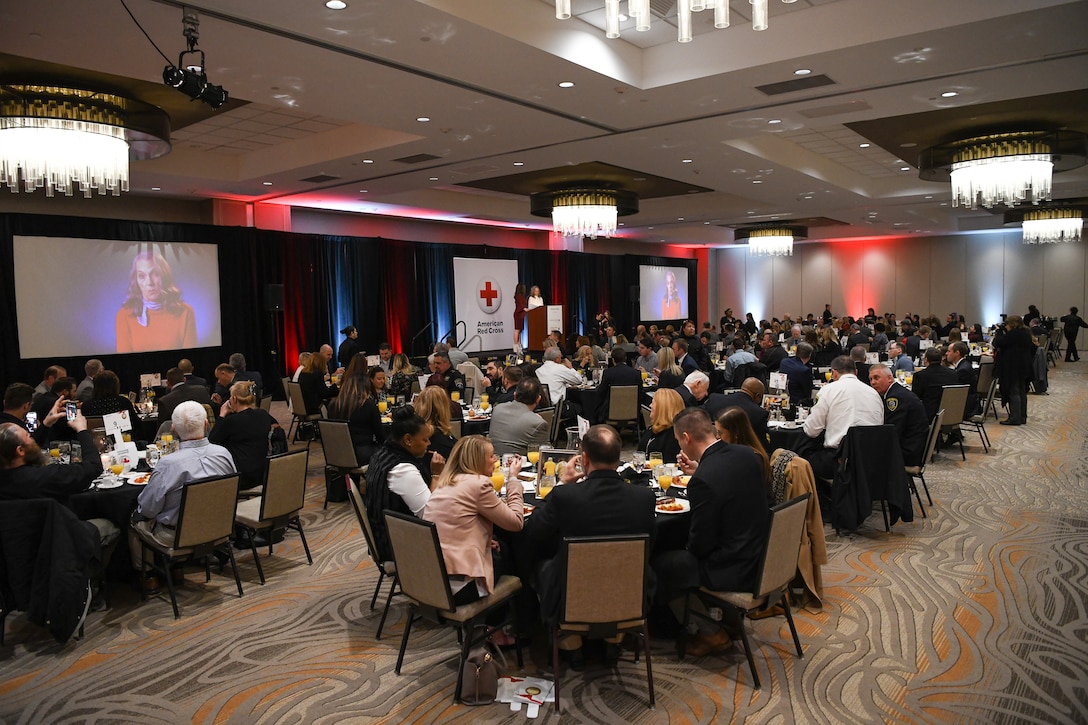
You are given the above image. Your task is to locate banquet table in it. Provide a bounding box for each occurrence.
[69,479,144,576]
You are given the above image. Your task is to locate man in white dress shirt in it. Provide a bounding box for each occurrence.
[535,347,583,406]
[800,355,884,480]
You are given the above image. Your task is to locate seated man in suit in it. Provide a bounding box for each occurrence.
[651,407,770,656]
[869,364,928,467]
[672,338,701,376]
[757,331,787,372]
[524,424,656,667]
[595,348,643,423]
[156,367,213,427]
[703,377,770,445]
[779,342,815,405]
[489,377,549,456]
[946,342,980,418]
[675,371,710,408]
[177,358,207,389]
[228,353,263,399]
[911,347,958,423]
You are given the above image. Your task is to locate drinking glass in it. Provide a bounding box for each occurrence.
[451,391,461,403]
[109,462,124,479]
[377,400,388,414]
[490,466,505,493]
[538,475,555,500]
[57,441,71,465]
[147,447,161,469]
[824,371,832,382]
[632,451,646,472]
[526,444,540,466]
[49,445,61,463]
[647,454,664,472]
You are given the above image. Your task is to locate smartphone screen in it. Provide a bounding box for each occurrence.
[66,401,78,421]
[25,411,38,432]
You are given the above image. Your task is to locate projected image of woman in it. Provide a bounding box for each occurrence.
[661,270,682,319]
[115,251,197,353]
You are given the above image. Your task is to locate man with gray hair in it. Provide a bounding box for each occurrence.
[800,355,883,480]
[75,359,103,402]
[129,401,236,574]
[676,370,710,408]
[229,352,263,399]
[535,345,583,404]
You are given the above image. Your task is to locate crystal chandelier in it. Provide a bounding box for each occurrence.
[919,131,1088,211]
[1022,209,1083,244]
[530,187,639,239]
[736,225,805,256]
[0,84,170,198]
[556,0,789,44]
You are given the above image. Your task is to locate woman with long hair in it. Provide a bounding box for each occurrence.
[115,250,196,353]
[423,435,524,604]
[714,407,770,483]
[813,325,842,367]
[513,283,528,354]
[574,345,597,375]
[82,370,146,440]
[527,284,544,310]
[327,354,385,464]
[655,346,685,390]
[637,388,684,462]
[387,353,418,397]
[297,350,337,415]
[414,385,458,458]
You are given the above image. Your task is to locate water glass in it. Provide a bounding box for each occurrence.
[57,441,71,465]
[147,446,161,468]
[632,451,646,471]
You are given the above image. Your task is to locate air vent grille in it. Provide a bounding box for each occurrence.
[756,74,835,96]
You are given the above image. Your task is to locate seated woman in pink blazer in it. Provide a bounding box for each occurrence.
[423,435,524,605]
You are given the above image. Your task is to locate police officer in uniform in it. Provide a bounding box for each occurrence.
[869,364,928,467]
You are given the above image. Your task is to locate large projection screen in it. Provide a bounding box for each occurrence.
[639,264,689,321]
[13,236,222,359]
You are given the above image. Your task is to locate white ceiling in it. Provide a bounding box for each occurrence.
[2,0,1087,245]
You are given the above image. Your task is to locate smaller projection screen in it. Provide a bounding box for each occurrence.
[639,264,689,321]
[13,236,223,359]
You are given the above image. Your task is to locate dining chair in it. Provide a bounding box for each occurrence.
[134,474,244,619]
[936,385,970,460]
[906,408,943,513]
[345,476,399,639]
[450,419,462,438]
[832,425,914,533]
[258,395,273,412]
[384,511,523,704]
[286,381,322,447]
[552,534,654,713]
[679,494,810,689]
[547,395,565,447]
[603,385,640,439]
[234,449,312,585]
[975,357,997,420]
[961,379,996,453]
[317,420,367,510]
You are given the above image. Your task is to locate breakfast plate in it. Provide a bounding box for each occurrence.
[655,498,690,514]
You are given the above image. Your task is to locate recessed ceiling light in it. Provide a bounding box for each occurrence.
[900,142,917,148]
[794,69,811,76]
[416,116,430,122]
[429,176,438,181]
[900,166,911,171]
[859,143,870,148]
[359,189,368,193]
[768,119,781,125]
[752,180,763,184]
[924,195,933,200]
[362,158,374,164]
[262,181,273,186]
[941,90,958,98]
[151,186,161,191]
[513,161,524,166]
[325,0,347,8]
[682,159,693,163]
[677,217,684,221]
[558,81,575,88]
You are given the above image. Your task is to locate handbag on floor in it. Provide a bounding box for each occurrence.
[460,639,506,705]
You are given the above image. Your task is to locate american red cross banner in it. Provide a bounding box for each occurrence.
[453,257,519,352]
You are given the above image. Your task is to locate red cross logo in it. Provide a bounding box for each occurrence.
[479,281,499,307]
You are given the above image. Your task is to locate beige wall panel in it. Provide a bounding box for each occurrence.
[894,239,931,320]
[714,247,749,323]
[772,254,803,319]
[799,244,834,320]
[964,233,1007,326]
[1003,231,1045,320]
[829,239,868,319]
[1041,240,1086,321]
[928,236,967,320]
[859,239,897,319]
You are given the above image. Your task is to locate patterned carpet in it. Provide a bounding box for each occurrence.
[2,366,1087,724]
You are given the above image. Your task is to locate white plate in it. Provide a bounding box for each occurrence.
[94,478,124,490]
[655,498,691,515]
[123,471,153,485]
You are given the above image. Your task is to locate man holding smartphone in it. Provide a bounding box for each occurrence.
[31,377,79,443]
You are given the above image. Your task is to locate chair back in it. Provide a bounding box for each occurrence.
[260,449,309,521]
[978,377,998,420]
[641,404,652,431]
[606,385,639,421]
[346,476,386,566]
[919,409,944,473]
[259,395,273,412]
[547,396,565,446]
[281,376,292,398]
[450,420,462,438]
[752,494,810,598]
[318,420,360,469]
[174,474,241,549]
[384,511,455,612]
[975,360,994,397]
[463,387,474,405]
[155,420,174,439]
[559,535,648,625]
[937,385,970,426]
[287,381,311,416]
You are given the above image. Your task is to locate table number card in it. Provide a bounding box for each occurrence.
[769,372,787,392]
[139,373,162,389]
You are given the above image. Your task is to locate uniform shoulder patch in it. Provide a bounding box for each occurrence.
[886,398,899,412]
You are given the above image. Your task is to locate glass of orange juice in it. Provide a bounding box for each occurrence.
[378,400,388,414]
[905,373,914,386]
[50,446,61,461]
[824,371,832,382]
[451,390,460,403]
[647,454,664,472]
[538,477,555,500]
[526,444,540,467]
[490,468,505,493]
[654,465,671,493]
[109,462,124,479]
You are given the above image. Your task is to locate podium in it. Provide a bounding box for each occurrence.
[527,305,563,350]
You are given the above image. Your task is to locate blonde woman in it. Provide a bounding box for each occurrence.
[423,435,524,604]
[637,387,684,462]
[414,385,457,458]
[655,346,685,390]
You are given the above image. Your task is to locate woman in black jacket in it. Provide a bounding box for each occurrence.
[992,315,1036,426]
